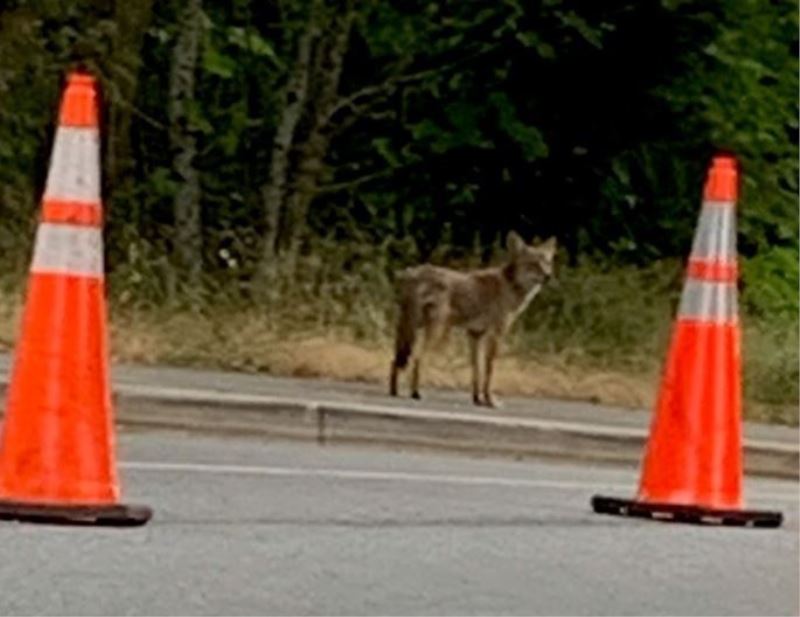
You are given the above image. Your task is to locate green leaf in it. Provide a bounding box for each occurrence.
[187,100,214,135]
[202,47,236,79]
[536,41,555,59]
[556,10,604,49]
[410,118,444,141]
[372,137,400,167]
[490,93,548,160]
[227,27,282,67]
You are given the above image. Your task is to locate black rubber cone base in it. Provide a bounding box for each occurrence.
[0,499,152,527]
[592,495,782,528]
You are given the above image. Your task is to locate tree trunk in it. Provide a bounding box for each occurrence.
[168,0,204,287]
[284,0,356,258]
[256,0,322,277]
[106,0,155,194]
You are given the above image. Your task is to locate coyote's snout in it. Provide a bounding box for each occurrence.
[389,232,556,407]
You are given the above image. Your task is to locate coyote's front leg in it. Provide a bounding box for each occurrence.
[482,334,501,408]
[468,332,486,406]
[469,332,501,408]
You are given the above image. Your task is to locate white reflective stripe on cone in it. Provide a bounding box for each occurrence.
[42,127,101,203]
[30,223,104,278]
[703,200,736,209]
[678,279,738,323]
[689,203,737,261]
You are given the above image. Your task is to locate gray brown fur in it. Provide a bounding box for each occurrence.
[389,232,556,407]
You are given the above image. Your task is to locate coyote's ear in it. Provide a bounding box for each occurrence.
[539,236,557,258]
[506,231,526,255]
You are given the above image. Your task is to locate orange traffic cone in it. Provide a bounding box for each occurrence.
[0,72,151,526]
[591,154,782,527]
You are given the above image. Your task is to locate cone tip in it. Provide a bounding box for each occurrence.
[711,152,737,168]
[704,152,739,202]
[60,71,99,128]
[66,72,96,87]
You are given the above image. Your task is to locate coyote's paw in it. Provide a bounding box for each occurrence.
[473,396,503,409]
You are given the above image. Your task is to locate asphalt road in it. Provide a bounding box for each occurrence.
[1,429,797,616]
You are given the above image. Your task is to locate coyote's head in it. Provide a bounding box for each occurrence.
[504,231,557,291]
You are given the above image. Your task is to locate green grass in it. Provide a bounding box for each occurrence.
[0,244,796,424]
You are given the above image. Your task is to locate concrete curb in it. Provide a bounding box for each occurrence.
[110,384,799,480]
[0,376,795,479]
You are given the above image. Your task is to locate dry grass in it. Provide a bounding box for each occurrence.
[0,287,656,409]
[0,259,794,425]
[105,304,657,408]
[110,311,800,424]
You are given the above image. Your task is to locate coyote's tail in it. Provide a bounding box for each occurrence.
[393,271,418,369]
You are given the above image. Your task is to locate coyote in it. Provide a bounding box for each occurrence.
[389,232,556,407]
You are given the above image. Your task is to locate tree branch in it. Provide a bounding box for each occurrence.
[314,167,396,194]
[330,108,395,138]
[327,67,436,121]
[326,41,502,125]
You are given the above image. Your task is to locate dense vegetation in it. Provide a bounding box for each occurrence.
[0,0,796,420]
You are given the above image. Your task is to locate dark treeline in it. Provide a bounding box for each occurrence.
[0,0,796,318]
